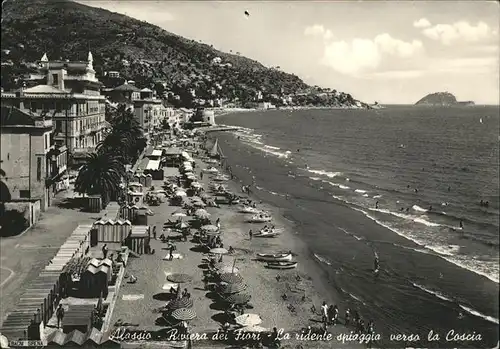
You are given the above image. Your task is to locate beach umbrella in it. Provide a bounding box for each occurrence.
[195,209,210,219]
[238,326,269,333]
[175,191,187,197]
[202,225,219,232]
[172,211,187,217]
[166,297,194,310]
[171,308,197,321]
[191,182,202,188]
[205,231,221,236]
[167,273,192,284]
[193,201,206,208]
[178,222,189,229]
[235,314,262,327]
[219,282,247,294]
[210,248,228,255]
[224,293,251,305]
[219,273,243,284]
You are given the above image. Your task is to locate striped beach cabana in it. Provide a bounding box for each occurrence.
[124,225,150,255]
[44,328,121,348]
[81,264,110,298]
[93,219,132,243]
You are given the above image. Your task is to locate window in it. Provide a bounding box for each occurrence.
[37,157,42,181]
[30,101,38,112]
[56,121,62,132]
[52,74,59,86]
[55,102,62,112]
[20,190,31,198]
[44,134,48,150]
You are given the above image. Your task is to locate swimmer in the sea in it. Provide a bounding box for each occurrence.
[414,188,418,193]
[459,220,464,229]
[375,201,379,209]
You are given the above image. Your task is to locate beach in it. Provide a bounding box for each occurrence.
[108,144,368,349]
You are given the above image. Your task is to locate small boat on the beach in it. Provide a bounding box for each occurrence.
[253,232,279,238]
[266,261,298,269]
[204,166,219,173]
[239,206,260,214]
[256,253,292,262]
[213,175,229,182]
[248,214,272,223]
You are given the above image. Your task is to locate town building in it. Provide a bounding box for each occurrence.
[0,52,107,163]
[104,82,176,137]
[1,106,68,227]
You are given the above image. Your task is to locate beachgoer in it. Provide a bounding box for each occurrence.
[328,305,335,325]
[333,305,339,325]
[169,244,175,260]
[429,205,433,211]
[249,230,253,240]
[367,320,375,335]
[56,304,64,328]
[228,246,235,254]
[375,201,379,209]
[448,186,451,192]
[459,220,464,229]
[152,226,157,239]
[406,207,410,213]
[200,172,203,180]
[102,244,108,259]
[321,302,328,325]
[85,246,90,255]
[345,308,351,326]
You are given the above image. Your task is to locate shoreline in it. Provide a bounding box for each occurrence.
[201,137,369,348]
[207,127,499,348]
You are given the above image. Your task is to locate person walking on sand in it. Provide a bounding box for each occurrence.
[56,304,65,328]
[249,229,253,240]
[102,244,108,259]
[321,301,328,325]
[200,172,203,180]
[345,308,351,326]
[169,244,175,261]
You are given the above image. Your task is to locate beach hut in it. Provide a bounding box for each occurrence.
[124,226,150,255]
[85,195,102,213]
[127,190,144,206]
[81,264,109,298]
[94,219,131,243]
[145,173,153,187]
[128,182,143,193]
[62,305,95,334]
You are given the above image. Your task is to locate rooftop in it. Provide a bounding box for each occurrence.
[23,85,69,95]
[1,106,52,128]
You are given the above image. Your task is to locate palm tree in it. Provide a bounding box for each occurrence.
[75,151,125,204]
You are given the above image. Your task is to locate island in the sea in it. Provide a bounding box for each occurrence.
[415,92,475,106]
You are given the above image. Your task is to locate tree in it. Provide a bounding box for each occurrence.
[74,151,125,204]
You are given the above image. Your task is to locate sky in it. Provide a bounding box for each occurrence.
[78,0,500,105]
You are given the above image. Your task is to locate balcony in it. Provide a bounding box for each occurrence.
[47,146,68,181]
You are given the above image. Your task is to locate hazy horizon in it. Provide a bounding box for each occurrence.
[77,0,500,105]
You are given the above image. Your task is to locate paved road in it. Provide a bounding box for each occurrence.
[0,194,96,325]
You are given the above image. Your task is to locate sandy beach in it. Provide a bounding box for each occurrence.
[109,140,367,349]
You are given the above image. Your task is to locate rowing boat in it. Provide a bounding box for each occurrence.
[265,261,298,269]
[256,253,292,262]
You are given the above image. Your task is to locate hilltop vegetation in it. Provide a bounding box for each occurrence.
[1,0,361,108]
[415,92,475,107]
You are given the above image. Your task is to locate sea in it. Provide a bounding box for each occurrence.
[216,106,499,348]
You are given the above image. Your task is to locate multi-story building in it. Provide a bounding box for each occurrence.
[105,83,176,136]
[1,52,107,162]
[1,106,67,226]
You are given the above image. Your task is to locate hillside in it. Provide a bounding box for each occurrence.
[415,92,474,106]
[1,0,361,108]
